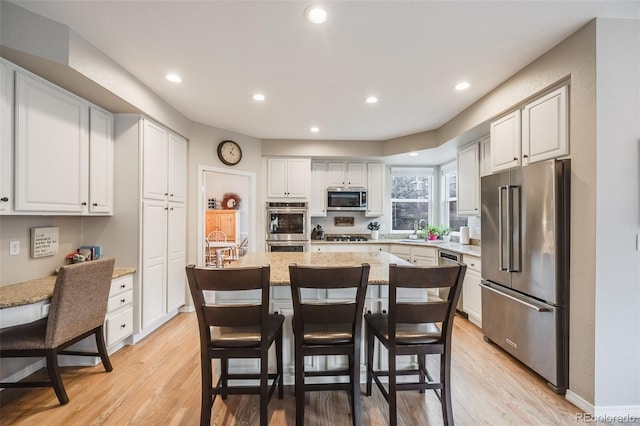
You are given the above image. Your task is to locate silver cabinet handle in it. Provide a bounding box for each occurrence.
[480,283,546,312]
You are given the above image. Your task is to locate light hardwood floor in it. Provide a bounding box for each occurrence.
[1,312,586,425]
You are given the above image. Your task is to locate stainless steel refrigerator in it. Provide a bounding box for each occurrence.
[480,159,569,394]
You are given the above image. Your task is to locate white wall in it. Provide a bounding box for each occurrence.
[594,18,640,413]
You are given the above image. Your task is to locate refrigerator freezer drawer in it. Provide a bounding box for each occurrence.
[481,282,564,389]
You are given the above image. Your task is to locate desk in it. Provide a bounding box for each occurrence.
[206,241,238,268]
[228,251,412,285]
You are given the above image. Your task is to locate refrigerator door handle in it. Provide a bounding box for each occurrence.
[480,282,548,312]
[506,185,513,272]
[498,186,507,271]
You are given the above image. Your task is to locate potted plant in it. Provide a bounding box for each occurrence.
[439,225,452,242]
[426,224,440,240]
[368,221,380,240]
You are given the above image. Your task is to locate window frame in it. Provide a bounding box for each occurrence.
[389,167,434,234]
[440,161,468,235]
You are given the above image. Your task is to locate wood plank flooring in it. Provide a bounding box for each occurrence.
[1,312,586,425]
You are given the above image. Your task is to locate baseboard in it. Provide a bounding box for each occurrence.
[0,359,45,386]
[566,390,640,421]
[179,305,194,313]
[131,309,179,344]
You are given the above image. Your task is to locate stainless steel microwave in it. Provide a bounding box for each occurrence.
[326,187,367,211]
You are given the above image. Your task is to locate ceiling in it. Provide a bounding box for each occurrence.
[9,1,639,142]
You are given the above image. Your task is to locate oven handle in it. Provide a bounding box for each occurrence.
[267,208,308,214]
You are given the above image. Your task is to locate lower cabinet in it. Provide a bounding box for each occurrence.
[105,274,134,347]
[462,255,482,328]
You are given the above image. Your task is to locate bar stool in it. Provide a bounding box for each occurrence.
[289,263,370,426]
[185,265,284,426]
[364,263,466,426]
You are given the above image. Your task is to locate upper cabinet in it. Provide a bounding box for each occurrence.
[89,108,114,214]
[366,162,384,217]
[489,85,568,174]
[457,141,481,215]
[326,162,366,187]
[489,110,521,173]
[168,133,188,204]
[0,61,13,214]
[267,158,311,199]
[521,86,568,166]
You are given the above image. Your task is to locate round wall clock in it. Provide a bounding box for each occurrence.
[217,140,242,166]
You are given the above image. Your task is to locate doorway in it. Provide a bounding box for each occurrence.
[197,166,256,266]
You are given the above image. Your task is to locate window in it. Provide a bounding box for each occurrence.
[441,163,468,232]
[390,167,433,232]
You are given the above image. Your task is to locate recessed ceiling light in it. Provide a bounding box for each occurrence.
[310,126,320,133]
[252,93,266,101]
[366,96,378,104]
[165,73,182,83]
[305,5,327,24]
[408,152,419,157]
[455,81,470,91]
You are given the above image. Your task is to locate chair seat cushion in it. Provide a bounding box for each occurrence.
[210,313,284,348]
[365,313,441,344]
[303,323,353,345]
[0,318,48,350]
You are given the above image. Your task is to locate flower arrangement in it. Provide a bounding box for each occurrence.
[426,224,440,240]
[367,221,380,231]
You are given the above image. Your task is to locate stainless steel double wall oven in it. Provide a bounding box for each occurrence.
[265,202,309,252]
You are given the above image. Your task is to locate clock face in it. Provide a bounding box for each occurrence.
[217,140,242,166]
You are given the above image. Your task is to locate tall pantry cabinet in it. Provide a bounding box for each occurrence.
[85,115,187,340]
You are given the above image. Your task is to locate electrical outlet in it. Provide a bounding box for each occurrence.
[9,240,20,256]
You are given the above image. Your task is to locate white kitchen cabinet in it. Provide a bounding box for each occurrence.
[457,141,481,215]
[522,85,568,165]
[105,275,134,347]
[168,133,187,203]
[0,60,13,214]
[366,162,384,217]
[325,162,366,187]
[89,107,113,214]
[14,71,89,213]
[480,136,491,177]
[166,203,187,312]
[142,120,168,201]
[310,162,327,216]
[368,244,388,253]
[489,109,521,173]
[462,254,482,328]
[267,158,310,198]
[141,200,168,329]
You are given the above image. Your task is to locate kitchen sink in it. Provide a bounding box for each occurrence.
[398,239,445,244]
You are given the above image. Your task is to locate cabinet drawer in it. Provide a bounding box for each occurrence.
[110,275,133,296]
[411,246,436,258]
[390,245,411,256]
[107,289,133,313]
[106,307,133,346]
[464,255,481,273]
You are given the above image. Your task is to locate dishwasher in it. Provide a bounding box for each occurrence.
[438,249,465,313]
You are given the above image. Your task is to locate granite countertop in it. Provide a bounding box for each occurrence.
[0,268,136,309]
[228,252,412,285]
[310,238,482,257]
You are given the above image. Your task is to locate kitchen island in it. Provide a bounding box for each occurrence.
[228,251,412,284]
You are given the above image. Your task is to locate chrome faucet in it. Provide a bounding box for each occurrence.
[418,219,427,230]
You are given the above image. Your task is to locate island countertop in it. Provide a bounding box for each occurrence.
[228,252,412,285]
[0,268,136,309]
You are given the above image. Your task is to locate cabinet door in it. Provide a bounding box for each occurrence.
[326,162,346,186]
[15,72,89,213]
[346,162,366,186]
[310,162,326,216]
[0,61,13,214]
[167,203,186,312]
[286,158,310,198]
[522,86,568,165]
[366,163,384,217]
[168,132,187,203]
[462,256,482,327]
[480,136,491,177]
[457,142,480,215]
[142,200,167,328]
[267,158,288,197]
[489,110,521,173]
[88,108,113,214]
[142,119,168,200]
[218,211,237,242]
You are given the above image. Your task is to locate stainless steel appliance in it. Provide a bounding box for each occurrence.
[266,202,309,251]
[326,187,367,211]
[480,159,569,394]
[438,249,464,312]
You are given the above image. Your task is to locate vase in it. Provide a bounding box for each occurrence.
[371,230,379,240]
[443,235,451,242]
[428,234,438,240]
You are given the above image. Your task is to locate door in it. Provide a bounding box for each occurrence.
[509,160,562,304]
[168,133,187,203]
[480,170,511,287]
[167,203,186,312]
[142,200,167,328]
[89,107,113,213]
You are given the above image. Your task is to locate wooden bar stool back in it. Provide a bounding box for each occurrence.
[364,263,466,426]
[288,263,370,426]
[185,265,284,426]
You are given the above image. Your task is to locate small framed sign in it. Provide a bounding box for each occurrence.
[334,216,355,227]
[31,227,59,258]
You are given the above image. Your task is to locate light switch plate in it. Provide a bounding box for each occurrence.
[9,240,20,255]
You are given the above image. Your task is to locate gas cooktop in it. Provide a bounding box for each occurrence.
[325,235,369,242]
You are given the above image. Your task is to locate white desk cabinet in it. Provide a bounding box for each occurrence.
[0,60,13,214]
[462,254,482,328]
